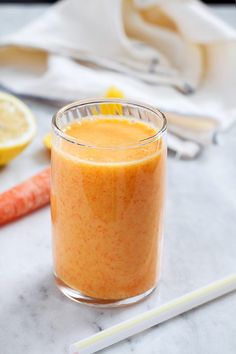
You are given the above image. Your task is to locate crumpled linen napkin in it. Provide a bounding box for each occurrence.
[0,0,236,158]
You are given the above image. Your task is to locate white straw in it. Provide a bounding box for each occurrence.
[70,274,236,354]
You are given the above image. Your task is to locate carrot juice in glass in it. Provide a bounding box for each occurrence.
[51,99,167,306]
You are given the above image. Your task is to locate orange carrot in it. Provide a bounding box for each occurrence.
[0,167,50,226]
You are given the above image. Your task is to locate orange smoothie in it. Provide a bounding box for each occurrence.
[51,116,166,301]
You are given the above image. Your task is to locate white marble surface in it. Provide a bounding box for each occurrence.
[0,4,236,354]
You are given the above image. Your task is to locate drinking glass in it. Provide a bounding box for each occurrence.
[51,99,167,306]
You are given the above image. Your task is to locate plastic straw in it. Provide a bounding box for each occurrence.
[70,274,236,354]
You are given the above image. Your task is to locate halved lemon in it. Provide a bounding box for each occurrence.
[0,92,36,165]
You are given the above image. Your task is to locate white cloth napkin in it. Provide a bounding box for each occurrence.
[0,0,236,158]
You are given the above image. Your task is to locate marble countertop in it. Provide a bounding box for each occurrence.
[0,4,236,354]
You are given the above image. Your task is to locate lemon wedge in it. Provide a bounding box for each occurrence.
[105,86,125,99]
[43,132,52,150]
[0,92,36,165]
[101,86,125,115]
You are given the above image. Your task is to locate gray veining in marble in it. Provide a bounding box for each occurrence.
[0,4,236,354]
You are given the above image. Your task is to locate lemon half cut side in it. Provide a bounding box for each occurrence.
[0,92,36,165]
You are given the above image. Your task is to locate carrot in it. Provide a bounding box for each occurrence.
[0,167,50,226]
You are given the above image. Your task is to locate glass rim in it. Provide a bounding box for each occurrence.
[52,98,167,150]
